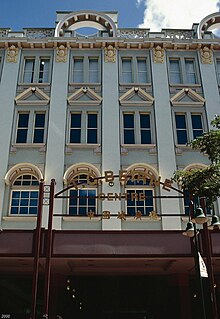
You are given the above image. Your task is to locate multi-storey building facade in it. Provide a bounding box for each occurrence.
[0,10,219,319]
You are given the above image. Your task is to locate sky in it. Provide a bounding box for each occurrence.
[0,0,219,31]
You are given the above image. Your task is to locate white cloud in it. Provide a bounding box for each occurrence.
[137,0,219,31]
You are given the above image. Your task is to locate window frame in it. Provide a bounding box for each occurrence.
[19,50,53,84]
[67,109,100,145]
[9,174,39,216]
[173,110,206,145]
[120,51,151,84]
[70,51,101,84]
[168,52,200,85]
[13,109,47,145]
[121,110,154,145]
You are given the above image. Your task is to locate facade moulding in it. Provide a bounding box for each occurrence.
[0,38,220,51]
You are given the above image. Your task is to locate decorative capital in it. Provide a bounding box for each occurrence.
[104,45,116,63]
[6,45,19,63]
[200,46,213,64]
[153,45,164,63]
[56,45,67,62]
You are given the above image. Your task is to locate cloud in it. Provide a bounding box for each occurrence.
[137,0,219,31]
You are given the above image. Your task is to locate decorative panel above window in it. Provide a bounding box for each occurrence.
[20,51,52,84]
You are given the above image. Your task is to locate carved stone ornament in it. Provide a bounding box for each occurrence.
[104,45,116,63]
[153,45,164,63]
[200,46,213,64]
[56,45,67,62]
[7,45,19,63]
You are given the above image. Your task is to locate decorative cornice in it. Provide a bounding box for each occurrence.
[119,87,154,106]
[170,88,205,106]
[15,87,50,105]
[68,87,102,105]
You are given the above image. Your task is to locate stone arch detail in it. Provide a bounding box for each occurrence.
[183,163,208,172]
[198,12,220,39]
[126,163,159,180]
[55,10,117,37]
[5,163,44,185]
[63,163,101,185]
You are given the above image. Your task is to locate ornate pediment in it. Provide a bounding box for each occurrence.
[67,87,102,105]
[170,88,205,106]
[119,87,154,106]
[15,87,50,106]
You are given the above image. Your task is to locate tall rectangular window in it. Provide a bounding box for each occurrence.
[89,58,98,83]
[126,189,154,216]
[22,56,51,83]
[137,59,147,83]
[33,113,46,143]
[191,114,203,139]
[175,114,187,144]
[169,59,181,83]
[185,59,196,84]
[23,59,35,83]
[73,58,83,82]
[123,113,135,144]
[122,58,132,83]
[140,114,151,144]
[70,113,82,143]
[16,113,29,143]
[87,113,97,143]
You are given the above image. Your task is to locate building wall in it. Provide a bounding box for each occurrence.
[0,10,219,231]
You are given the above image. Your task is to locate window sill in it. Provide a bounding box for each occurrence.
[2,216,37,222]
[119,83,152,86]
[65,143,101,154]
[63,216,100,222]
[169,83,201,87]
[11,143,46,152]
[18,82,50,86]
[122,144,156,149]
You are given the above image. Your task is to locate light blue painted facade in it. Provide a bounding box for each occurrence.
[0,10,219,232]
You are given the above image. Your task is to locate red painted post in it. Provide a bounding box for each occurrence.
[31,179,44,319]
[200,197,218,319]
[43,179,56,317]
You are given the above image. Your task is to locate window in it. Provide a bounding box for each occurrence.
[69,112,98,144]
[123,112,152,144]
[72,55,100,83]
[15,112,46,144]
[125,177,155,216]
[121,55,149,83]
[69,174,97,216]
[215,59,220,83]
[22,56,51,83]
[168,55,198,84]
[174,112,204,145]
[10,175,39,215]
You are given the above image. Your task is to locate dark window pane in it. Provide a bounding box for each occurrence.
[140,114,150,128]
[177,131,188,144]
[33,129,44,143]
[124,130,135,144]
[87,129,97,143]
[124,114,134,128]
[35,114,45,127]
[16,130,28,143]
[88,114,97,128]
[18,114,29,127]
[70,129,81,143]
[141,130,151,144]
[71,114,81,128]
[175,115,186,129]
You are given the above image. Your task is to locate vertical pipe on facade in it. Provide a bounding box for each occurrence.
[43,179,56,316]
[200,197,218,319]
[31,179,45,319]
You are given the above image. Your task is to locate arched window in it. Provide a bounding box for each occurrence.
[125,165,159,217]
[5,163,43,216]
[10,174,39,215]
[64,164,100,216]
